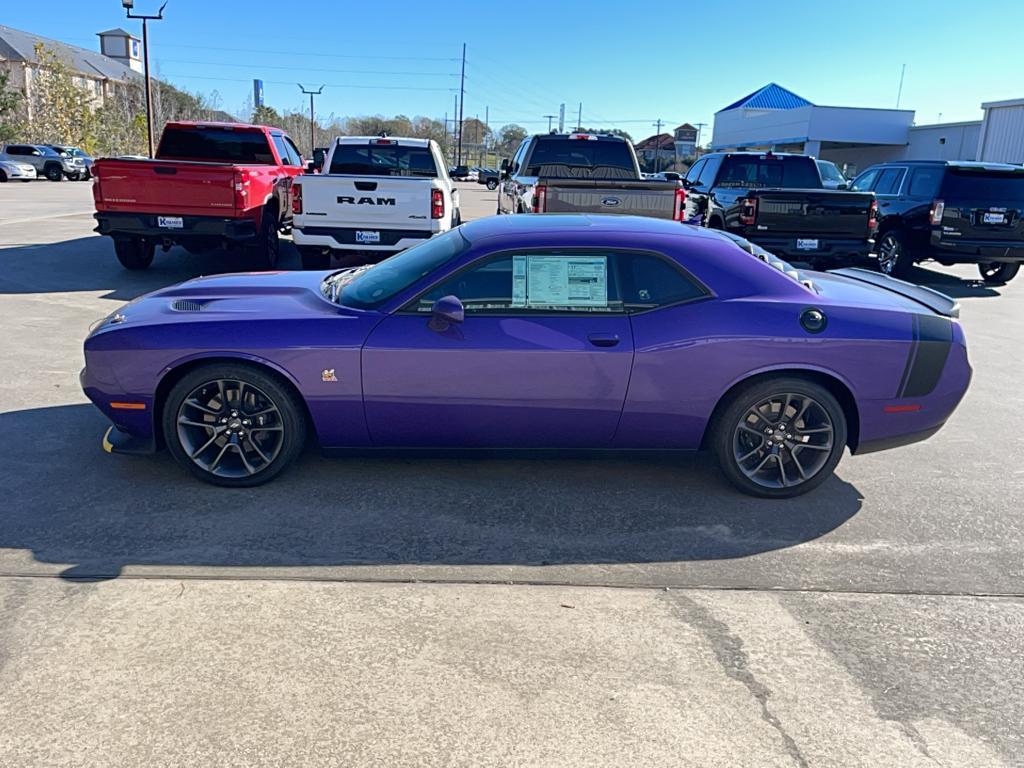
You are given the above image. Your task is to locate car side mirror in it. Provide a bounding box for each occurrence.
[838,182,849,190]
[428,295,464,332]
[305,160,317,174]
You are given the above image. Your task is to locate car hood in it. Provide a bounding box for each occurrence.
[93,270,359,333]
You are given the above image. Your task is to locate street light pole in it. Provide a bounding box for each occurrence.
[298,84,324,156]
[123,0,167,159]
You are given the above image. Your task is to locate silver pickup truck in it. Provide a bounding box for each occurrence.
[497,133,684,220]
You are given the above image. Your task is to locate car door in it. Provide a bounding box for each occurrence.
[361,249,635,447]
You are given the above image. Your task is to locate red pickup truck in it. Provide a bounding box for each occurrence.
[92,121,305,270]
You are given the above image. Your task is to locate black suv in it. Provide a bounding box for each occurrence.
[850,160,1024,284]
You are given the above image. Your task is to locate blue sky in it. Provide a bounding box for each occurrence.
[7,0,1023,140]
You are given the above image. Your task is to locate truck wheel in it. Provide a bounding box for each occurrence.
[299,246,330,270]
[114,238,155,270]
[45,164,64,182]
[875,231,913,279]
[486,179,498,190]
[250,206,280,270]
[979,262,1020,285]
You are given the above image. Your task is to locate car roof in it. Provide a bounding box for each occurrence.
[868,159,1023,171]
[531,133,627,142]
[335,136,432,147]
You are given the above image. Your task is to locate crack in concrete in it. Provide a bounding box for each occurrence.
[664,592,809,768]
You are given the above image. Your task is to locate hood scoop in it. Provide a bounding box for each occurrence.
[171,299,208,312]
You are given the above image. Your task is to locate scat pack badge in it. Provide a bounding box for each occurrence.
[321,369,338,383]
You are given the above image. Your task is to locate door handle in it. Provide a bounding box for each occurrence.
[587,333,620,348]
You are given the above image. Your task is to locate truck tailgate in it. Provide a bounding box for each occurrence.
[541,179,679,218]
[298,176,435,228]
[93,159,239,216]
[751,189,875,238]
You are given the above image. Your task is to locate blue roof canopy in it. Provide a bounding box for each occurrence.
[718,84,813,113]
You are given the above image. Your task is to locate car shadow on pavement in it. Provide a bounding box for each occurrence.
[907,264,1003,299]
[0,404,863,581]
[0,236,302,301]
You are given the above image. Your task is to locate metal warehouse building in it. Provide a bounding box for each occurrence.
[710,84,1024,174]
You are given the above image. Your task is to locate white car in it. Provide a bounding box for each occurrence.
[0,158,38,182]
[292,136,460,269]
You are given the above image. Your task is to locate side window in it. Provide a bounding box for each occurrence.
[685,159,705,184]
[271,136,294,166]
[697,156,722,187]
[511,140,529,174]
[7,145,26,155]
[907,167,943,198]
[874,167,906,196]
[616,252,707,310]
[850,168,880,192]
[284,137,303,166]
[415,252,623,314]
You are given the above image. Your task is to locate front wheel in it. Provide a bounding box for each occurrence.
[114,238,155,270]
[162,364,307,487]
[45,164,63,182]
[712,377,847,498]
[486,179,498,190]
[978,262,1020,285]
[875,230,914,279]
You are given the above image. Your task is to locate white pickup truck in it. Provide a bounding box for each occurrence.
[291,136,460,268]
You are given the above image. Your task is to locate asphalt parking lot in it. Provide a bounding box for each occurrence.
[1,180,1023,766]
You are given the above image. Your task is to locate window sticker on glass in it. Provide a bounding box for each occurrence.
[511,255,608,308]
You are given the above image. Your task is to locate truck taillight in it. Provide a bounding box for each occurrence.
[431,188,445,219]
[233,170,251,209]
[291,182,303,215]
[739,197,758,226]
[868,199,879,233]
[673,186,687,222]
[929,199,945,225]
[532,185,547,213]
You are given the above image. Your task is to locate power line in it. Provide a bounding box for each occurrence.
[157,59,459,77]
[159,73,458,91]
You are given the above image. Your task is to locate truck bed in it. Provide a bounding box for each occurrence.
[538,178,681,219]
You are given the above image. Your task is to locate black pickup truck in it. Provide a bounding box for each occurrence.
[682,152,878,265]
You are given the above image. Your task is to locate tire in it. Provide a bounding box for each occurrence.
[711,376,847,498]
[486,179,498,190]
[66,172,81,181]
[875,230,914,279]
[44,163,63,182]
[0,170,7,183]
[978,262,1020,285]
[250,206,280,270]
[452,209,462,228]
[162,363,307,487]
[299,246,330,270]
[114,238,155,270]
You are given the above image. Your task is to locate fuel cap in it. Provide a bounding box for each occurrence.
[800,308,827,334]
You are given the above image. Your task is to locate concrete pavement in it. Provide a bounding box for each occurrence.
[1,180,1022,765]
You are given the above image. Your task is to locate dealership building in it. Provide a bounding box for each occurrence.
[710,84,1024,175]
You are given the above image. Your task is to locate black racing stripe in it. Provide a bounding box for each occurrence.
[902,314,953,398]
[896,314,919,398]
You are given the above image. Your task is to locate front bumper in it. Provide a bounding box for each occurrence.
[81,365,156,451]
[102,425,156,455]
[94,212,258,242]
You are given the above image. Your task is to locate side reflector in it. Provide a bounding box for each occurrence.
[884,404,922,413]
[110,402,147,410]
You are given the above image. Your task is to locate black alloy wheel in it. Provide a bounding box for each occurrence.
[978,262,1020,285]
[163,365,306,487]
[45,164,63,182]
[713,377,847,498]
[875,231,913,279]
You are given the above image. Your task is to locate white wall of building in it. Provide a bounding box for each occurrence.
[712,105,815,149]
[905,122,981,161]
[977,99,1024,164]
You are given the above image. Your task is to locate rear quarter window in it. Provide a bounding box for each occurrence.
[941,170,1024,202]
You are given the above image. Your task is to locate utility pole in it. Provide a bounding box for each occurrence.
[693,122,708,159]
[457,43,466,166]
[896,63,906,109]
[484,105,489,165]
[577,102,582,131]
[298,84,324,156]
[123,0,167,159]
[543,114,557,132]
[651,118,663,173]
[453,94,459,165]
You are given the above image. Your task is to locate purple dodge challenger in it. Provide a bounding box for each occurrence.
[81,215,971,497]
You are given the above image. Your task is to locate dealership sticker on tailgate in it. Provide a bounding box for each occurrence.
[356,230,381,244]
[796,238,819,250]
[157,216,184,229]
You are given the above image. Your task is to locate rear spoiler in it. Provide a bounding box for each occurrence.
[829,267,960,318]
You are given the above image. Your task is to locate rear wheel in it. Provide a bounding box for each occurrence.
[45,163,63,182]
[712,377,847,498]
[114,238,155,270]
[299,246,330,270]
[875,230,914,279]
[978,262,1020,285]
[162,364,307,487]
[249,206,280,270]
[0,170,7,182]
[486,179,498,190]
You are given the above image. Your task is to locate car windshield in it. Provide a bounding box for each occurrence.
[329,144,438,177]
[326,228,472,308]
[157,127,276,164]
[718,155,822,189]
